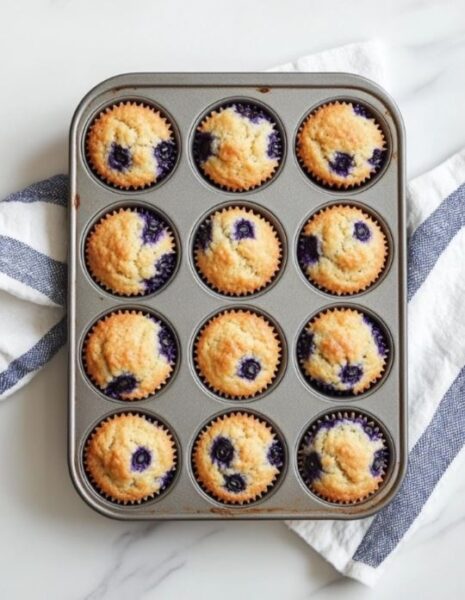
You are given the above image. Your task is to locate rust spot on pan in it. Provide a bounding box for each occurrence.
[74,193,80,210]
[257,87,271,94]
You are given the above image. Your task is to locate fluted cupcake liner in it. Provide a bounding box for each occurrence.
[193,308,283,400]
[193,205,284,297]
[296,100,388,190]
[82,309,177,402]
[297,410,390,505]
[84,206,178,297]
[191,411,285,506]
[83,411,178,506]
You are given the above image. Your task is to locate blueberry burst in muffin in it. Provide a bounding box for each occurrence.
[86,102,177,189]
[194,206,282,295]
[83,311,177,400]
[194,310,282,399]
[296,102,386,188]
[297,308,389,395]
[193,412,284,504]
[85,413,177,503]
[298,412,389,503]
[193,102,283,191]
[297,205,388,295]
[86,208,177,296]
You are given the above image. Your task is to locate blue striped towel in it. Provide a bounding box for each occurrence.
[1,41,464,585]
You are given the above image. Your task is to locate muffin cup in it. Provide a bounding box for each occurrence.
[297,410,390,505]
[82,309,178,401]
[83,411,178,505]
[191,411,285,506]
[193,205,284,297]
[193,308,284,400]
[84,206,178,298]
[85,100,178,191]
[296,100,387,190]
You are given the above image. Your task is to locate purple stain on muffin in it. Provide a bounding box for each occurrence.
[363,315,389,357]
[210,436,234,467]
[233,103,271,124]
[104,373,137,399]
[267,440,284,468]
[340,364,363,386]
[233,218,255,241]
[353,221,371,242]
[301,450,323,483]
[195,220,213,251]
[131,446,152,472]
[298,234,320,267]
[328,151,355,177]
[353,103,371,119]
[157,323,177,364]
[143,252,176,294]
[107,143,131,172]
[153,139,177,179]
[223,473,247,493]
[371,448,388,476]
[140,211,166,245]
[161,467,176,490]
[267,131,281,159]
[368,148,386,171]
[297,330,315,362]
[238,357,261,381]
[193,131,215,164]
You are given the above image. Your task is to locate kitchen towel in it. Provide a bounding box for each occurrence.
[1,40,465,586]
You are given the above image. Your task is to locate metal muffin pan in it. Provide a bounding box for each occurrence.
[68,73,407,520]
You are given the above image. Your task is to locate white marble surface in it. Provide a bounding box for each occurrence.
[2,0,465,598]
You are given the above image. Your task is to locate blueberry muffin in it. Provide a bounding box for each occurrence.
[298,412,389,503]
[85,207,177,296]
[192,412,284,504]
[86,102,177,189]
[298,205,388,295]
[85,413,177,503]
[83,311,177,400]
[297,308,389,395]
[194,310,282,399]
[194,206,282,295]
[296,102,386,188]
[193,102,283,191]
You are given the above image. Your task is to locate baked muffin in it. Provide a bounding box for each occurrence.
[193,102,283,191]
[297,205,388,295]
[85,207,177,296]
[297,308,389,395]
[86,102,177,189]
[298,412,389,503]
[194,309,282,399]
[192,412,284,504]
[194,206,282,295]
[83,311,177,400]
[85,413,177,503]
[296,102,386,188]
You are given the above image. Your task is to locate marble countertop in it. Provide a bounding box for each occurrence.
[2,0,465,598]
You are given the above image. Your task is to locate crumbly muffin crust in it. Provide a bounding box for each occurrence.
[86,102,177,189]
[86,208,176,296]
[195,310,281,399]
[194,206,282,295]
[83,311,177,400]
[299,413,388,503]
[85,413,177,503]
[192,412,284,504]
[297,102,386,188]
[298,205,387,295]
[297,308,388,395]
[193,103,282,191]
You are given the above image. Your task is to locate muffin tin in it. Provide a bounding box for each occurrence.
[68,73,407,520]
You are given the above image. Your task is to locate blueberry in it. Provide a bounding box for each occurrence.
[298,234,320,267]
[340,364,363,386]
[224,473,246,493]
[210,436,234,467]
[301,450,322,483]
[238,357,261,381]
[161,467,176,489]
[267,131,281,159]
[158,324,177,364]
[234,103,271,124]
[153,140,177,179]
[267,441,284,468]
[143,252,176,294]
[353,221,371,242]
[234,218,255,241]
[193,131,215,164]
[363,316,389,357]
[328,151,354,177]
[368,148,386,170]
[195,220,213,251]
[131,446,152,472]
[297,330,315,362]
[353,103,371,118]
[105,373,137,399]
[371,449,387,476]
[107,143,131,172]
[141,211,165,245]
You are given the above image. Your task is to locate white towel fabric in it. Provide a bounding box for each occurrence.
[1,41,465,587]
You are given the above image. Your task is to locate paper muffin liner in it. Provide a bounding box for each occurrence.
[85,100,178,191]
[82,309,177,401]
[191,411,285,506]
[192,101,284,193]
[193,205,284,297]
[297,203,389,296]
[84,206,177,297]
[83,411,178,505]
[296,306,389,397]
[296,100,388,190]
[297,410,390,505]
[193,308,283,400]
